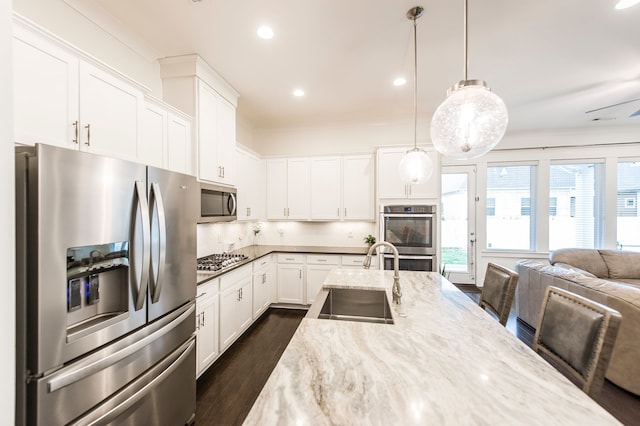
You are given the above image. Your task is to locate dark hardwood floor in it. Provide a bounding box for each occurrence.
[196,308,306,425]
[196,295,640,425]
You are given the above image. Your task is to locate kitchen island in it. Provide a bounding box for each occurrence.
[243,269,621,425]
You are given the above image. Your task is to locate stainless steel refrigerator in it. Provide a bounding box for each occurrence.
[15,144,198,425]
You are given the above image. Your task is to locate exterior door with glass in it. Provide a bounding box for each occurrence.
[441,166,477,284]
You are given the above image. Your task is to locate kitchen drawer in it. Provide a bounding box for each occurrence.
[219,263,252,292]
[252,254,272,272]
[277,254,304,264]
[197,278,219,298]
[306,254,339,265]
[341,255,376,268]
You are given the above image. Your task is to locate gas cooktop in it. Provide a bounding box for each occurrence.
[197,253,249,274]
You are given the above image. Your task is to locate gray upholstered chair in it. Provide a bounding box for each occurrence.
[478,262,519,326]
[532,286,622,400]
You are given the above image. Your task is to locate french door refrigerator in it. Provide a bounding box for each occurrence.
[15,144,198,425]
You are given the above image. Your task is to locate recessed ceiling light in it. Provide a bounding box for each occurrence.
[293,89,305,97]
[393,77,407,86]
[615,0,640,8]
[257,25,274,39]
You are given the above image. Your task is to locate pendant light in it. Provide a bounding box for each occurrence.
[398,6,434,185]
[430,0,508,160]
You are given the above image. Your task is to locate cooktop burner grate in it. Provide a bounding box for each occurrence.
[197,253,249,273]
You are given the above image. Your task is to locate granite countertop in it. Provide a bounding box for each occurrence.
[243,269,621,425]
[197,245,371,285]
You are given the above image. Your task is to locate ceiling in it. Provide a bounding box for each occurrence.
[89,0,640,133]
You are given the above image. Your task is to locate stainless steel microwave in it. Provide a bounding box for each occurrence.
[198,182,237,223]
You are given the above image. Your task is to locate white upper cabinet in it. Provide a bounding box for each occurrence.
[160,54,239,186]
[377,146,440,200]
[13,24,79,150]
[309,154,375,221]
[266,158,310,220]
[78,61,142,161]
[166,111,193,174]
[13,18,191,169]
[342,154,375,220]
[140,97,193,174]
[236,147,266,221]
[13,22,143,162]
[310,157,341,220]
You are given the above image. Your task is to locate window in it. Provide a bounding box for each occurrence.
[520,198,531,216]
[549,197,557,216]
[486,165,536,250]
[487,198,496,216]
[617,162,640,251]
[549,162,604,250]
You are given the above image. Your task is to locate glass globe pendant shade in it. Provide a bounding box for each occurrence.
[430,82,508,160]
[398,148,434,184]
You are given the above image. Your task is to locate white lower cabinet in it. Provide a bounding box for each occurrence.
[195,279,219,378]
[219,264,253,352]
[305,255,340,304]
[277,254,305,304]
[252,255,273,319]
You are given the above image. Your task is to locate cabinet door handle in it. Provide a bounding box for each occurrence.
[408,185,412,197]
[262,273,266,284]
[196,312,200,329]
[72,121,79,144]
[84,123,91,146]
[299,270,302,279]
[283,207,287,217]
[344,208,347,217]
[201,311,205,327]
[318,259,326,262]
[196,292,207,299]
[222,166,225,178]
[337,208,340,216]
[247,207,251,216]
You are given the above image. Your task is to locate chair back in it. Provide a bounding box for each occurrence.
[532,286,622,399]
[479,262,519,326]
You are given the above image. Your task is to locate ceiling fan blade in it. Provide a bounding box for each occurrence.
[585,98,640,114]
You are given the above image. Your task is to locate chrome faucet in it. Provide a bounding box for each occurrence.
[363,241,401,305]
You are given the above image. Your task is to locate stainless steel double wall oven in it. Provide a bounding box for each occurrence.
[380,204,437,272]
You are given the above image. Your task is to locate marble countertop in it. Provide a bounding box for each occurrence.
[197,245,371,285]
[243,269,621,425]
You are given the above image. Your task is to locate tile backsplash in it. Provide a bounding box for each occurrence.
[197,221,376,258]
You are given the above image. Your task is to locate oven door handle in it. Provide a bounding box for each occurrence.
[383,254,434,260]
[382,213,434,218]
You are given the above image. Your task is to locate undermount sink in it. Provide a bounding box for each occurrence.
[309,288,394,325]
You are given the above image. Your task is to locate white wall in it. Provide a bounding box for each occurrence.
[12,0,162,95]
[1,0,15,423]
[254,118,422,156]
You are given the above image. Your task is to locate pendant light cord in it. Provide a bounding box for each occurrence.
[412,15,418,150]
[463,0,468,81]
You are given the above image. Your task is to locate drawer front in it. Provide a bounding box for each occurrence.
[306,254,339,265]
[219,264,252,291]
[197,279,219,298]
[252,255,272,272]
[341,255,376,267]
[277,254,304,264]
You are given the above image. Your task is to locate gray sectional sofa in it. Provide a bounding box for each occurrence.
[515,248,640,396]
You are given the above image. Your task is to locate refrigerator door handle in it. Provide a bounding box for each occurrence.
[133,180,151,311]
[149,182,167,304]
[47,303,194,393]
[67,337,195,426]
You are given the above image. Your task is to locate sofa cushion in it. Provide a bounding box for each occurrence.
[599,249,640,279]
[549,248,609,278]
[553,262,596,278]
